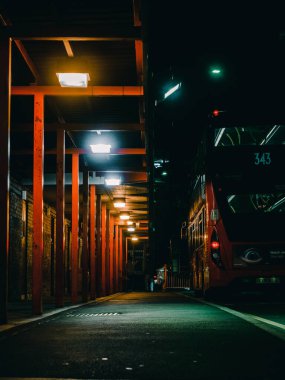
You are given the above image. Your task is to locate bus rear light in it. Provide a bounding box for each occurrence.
[211,241,220,250]
[210,230,224,269]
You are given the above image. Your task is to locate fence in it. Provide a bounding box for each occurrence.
[164,272,192,290]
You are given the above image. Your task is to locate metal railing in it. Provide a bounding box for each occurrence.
[163,272,192,289]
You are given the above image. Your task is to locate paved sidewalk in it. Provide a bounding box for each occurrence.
[0,294,120,334]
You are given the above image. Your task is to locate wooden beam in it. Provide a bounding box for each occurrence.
[11,85,144,96]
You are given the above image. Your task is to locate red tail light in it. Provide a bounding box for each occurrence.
[210,230,224,269]
[211,241,220,250]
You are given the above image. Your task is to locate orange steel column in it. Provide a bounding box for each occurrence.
[71,153,79,304]
[119,227,123,291]
[0,35,11,324]
[105,208,110,295]
[32,93,44,315]
[89,184,96,300]
[114,224,119,292]
[101,203,107,296]
[109,215,114,294]
[82,169,89,302]
[55,129,65,307]
[96,193,102,296]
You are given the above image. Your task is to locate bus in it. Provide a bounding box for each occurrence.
[184,110,285,297]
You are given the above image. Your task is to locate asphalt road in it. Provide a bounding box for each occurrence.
[1,291,285,379]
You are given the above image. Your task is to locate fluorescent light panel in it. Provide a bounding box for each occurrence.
[164,83,181,99]
[105,178,121,186]
[114,198,126,208]
[90,144,111,153]
[56,72,90,88]
[120,212,130,220]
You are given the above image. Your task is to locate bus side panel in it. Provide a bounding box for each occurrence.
[205,181,233,289]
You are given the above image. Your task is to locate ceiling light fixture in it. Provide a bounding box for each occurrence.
[56,72,90,88]
[164,82,181,99]
[90,144,111,154]
[131,236,139,241]
[105,177,121,186]
[127,227,135,232]
[119,212,130,220]
[113,198,126,208]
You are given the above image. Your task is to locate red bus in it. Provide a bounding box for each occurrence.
[184,112,285,297]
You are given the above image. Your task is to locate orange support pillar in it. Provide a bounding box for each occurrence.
[109,215,114,294]
[0,35,11,324]
[55,129,65,307]
[82,169,89,302]
[95,193,102,296]
[119,227,123,291]
[71,153,79,304]
[105,208,110,295]
[101,203,107,296]
[89,184,96,300]
[32,93,44,315]
[114,224,119,292]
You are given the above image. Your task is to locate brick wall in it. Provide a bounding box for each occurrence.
[8,177,71,301]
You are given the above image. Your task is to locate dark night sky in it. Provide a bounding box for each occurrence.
[145,1,285,266]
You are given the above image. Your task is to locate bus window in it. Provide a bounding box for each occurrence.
[226,192,285,214]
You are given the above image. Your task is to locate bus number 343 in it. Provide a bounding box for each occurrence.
[254,152,271,166]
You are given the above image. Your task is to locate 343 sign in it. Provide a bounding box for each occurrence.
[254,152,272,166]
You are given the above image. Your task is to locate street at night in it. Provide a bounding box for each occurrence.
[1,291,285,379]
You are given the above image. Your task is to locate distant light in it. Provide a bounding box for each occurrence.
[162,171,167,176]
[105,177,121,186]
[212,109,220,117]
[164,83,181,99]
[120,212,130,220]
[56,72,90,87]
[114,198,126,208]
[128,227,135,232]
[210,67,223,78]
[127,221,134,225]
[131,236,139,241]
[90,144,111,153]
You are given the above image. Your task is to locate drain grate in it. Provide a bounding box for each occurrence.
[66,312,121,318]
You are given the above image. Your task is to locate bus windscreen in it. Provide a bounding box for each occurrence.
[213,124,285,147]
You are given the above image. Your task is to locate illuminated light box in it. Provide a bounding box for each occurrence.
[90,144,111,153]
[56,72,90,88]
